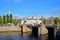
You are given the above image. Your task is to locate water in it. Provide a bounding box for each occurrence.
[56,31,60,40]
[0,32,48,40]
[0,32,60,40]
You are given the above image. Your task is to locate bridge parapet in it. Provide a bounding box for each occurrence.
[46,24,57,28]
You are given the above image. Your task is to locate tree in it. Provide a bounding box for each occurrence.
[7,11,12,23]
[42,18,49,24]
[7,14,10,23]
[17,19,21,24]
[3,15,6,24]
[10,14,12,23]
[12,19,17,24]
[54,17,60,24]
[24,20,26,23]
[59,19,60,24]
[0,16,3,24]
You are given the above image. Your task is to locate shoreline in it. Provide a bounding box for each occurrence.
[0,26,32,33]
[0,26,21,32]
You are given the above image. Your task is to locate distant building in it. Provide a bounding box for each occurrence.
[20,16,42,26]
[48,17,54,24]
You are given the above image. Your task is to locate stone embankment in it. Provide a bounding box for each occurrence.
[0,26,21,32]
[0,25,32,32]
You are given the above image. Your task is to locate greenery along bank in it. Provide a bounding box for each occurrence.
[42,17,60,25]
[0,11,21,25]
[0,11,12,25]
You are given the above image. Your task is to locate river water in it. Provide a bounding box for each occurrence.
[0,32,48,40]
[0,32,60,40]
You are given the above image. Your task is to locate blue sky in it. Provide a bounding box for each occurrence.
[0,0,60,17]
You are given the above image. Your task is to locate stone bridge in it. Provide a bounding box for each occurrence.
[20,24,48,35]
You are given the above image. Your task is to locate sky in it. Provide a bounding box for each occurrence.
[0,0,60,18]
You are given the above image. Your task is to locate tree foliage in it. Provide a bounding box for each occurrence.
[7,13,12,23]
[10,14,12,23]
[3,15,6,24]
[12,19,21,25]
[54,17,60,24]
[0,16,3,24]
[17,19,21,24]
[12,19,17,24]
[42,18,49,24]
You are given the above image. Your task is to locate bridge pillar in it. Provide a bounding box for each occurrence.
[32,27,38,36]
[32,26,40,37]
[20,25,23,34]
[46,25,57,40]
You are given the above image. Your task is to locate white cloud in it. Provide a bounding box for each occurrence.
[50,7,60,14]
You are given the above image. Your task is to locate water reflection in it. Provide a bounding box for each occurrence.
[0,32,60,40]
[21,32,40,40]
[0,32,21,40]
[40,34,48,40]
[0,32,40,40]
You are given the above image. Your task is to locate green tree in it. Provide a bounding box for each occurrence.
[3,15,6,24]
[12,19,17,24]
[0,16,3,24]
[10,14,12,23]
[7,13,12,23]
[17,19,21,24]
[24,20,26,23]
[7,14,10,23]
[54,17,60,24]
[59,19,60,24]
[42,18,49,24]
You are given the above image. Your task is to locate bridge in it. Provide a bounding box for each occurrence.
[19,23,48,36]
[20,24,60,40]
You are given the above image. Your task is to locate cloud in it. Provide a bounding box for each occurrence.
[50,7,60,14]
